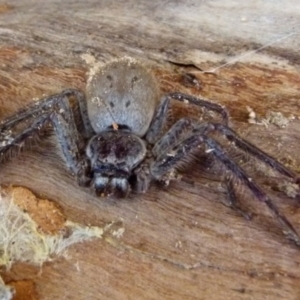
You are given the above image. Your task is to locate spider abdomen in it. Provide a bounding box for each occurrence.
[86,57,159,136]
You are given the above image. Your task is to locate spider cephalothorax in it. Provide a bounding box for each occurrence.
[0,57,299,246]
[86,130,146,197]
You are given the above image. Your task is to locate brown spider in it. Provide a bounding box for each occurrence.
[0,57,299,246]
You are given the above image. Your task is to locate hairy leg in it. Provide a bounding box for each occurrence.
[0,114,50,162]
[0,93,91,185]
[224,180,253,221]
[152,118,199,157]
[204,136,300,246]
[0,89,94,138]
[146,92,229,144]
[152,118,297,181]
[150,131,300,246]
[209,123,297,180]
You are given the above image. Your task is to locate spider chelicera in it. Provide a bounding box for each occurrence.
[0,57,299,246]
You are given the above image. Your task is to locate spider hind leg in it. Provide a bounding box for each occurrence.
[150,123,300,246]
[146,92,229,144]
[224,180,253,221]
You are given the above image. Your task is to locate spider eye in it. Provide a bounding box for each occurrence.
[106,75,113,88]
[131,76,138,88]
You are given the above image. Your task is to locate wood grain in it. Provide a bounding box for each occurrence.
[1,1,300,299]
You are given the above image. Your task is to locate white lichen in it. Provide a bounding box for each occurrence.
[0,193,104,269]
[264,111,294,128]
[278,181,299,198]
[0,277,14,300]
[246,106,294,128]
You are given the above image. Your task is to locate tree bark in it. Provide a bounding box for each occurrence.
[1,1,300,299]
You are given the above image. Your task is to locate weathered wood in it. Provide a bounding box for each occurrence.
[1,1,300,299]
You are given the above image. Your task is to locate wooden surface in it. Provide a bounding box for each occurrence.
[1,1,300,299]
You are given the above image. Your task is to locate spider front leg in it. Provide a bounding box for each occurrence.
[0,91,92,186]
[150,129,300,246]
[0,89,94,137]
[51,111,91,186]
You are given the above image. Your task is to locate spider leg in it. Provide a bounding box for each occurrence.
[152,118,198,157]
[151,133,204,178]
[0,95,91,186]
[0,114,50,161]
[135,118,200,193]
[152,119,252,220]
[0,89,94,138]
[146,92,229,144]
[51,112,91,186]
[208,123,297,180]
[168,92,229,125]
[151,133,300,246]
[225,180,253,221]
[153,119,297,180]
[204,136,300,246]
